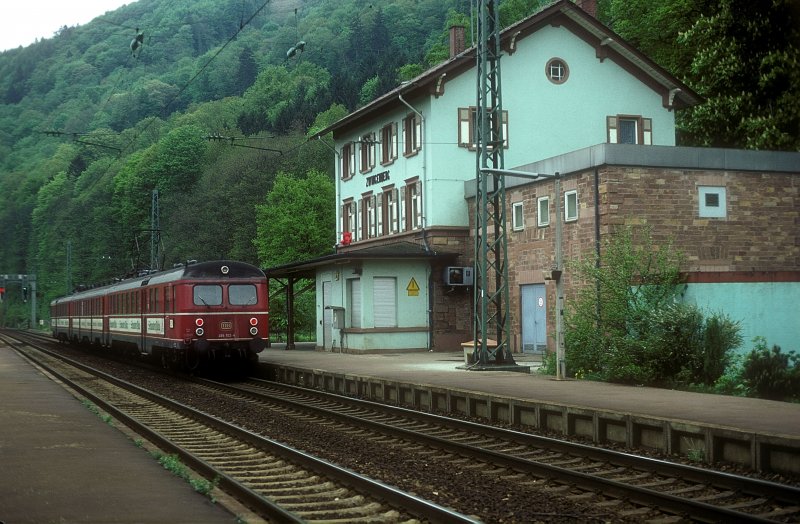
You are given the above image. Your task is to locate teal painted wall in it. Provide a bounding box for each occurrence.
[338,22,679,234]
[682,282,800,354]
[316,261,431,352]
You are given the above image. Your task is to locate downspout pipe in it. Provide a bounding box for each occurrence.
[398,93,430,253]
[400,92,433,351]
[318,136,341,253]
[594,167,601,322]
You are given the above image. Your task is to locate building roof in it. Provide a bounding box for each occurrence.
[263,242,460,279]
[463,143,800,197]
[314,0,700,138]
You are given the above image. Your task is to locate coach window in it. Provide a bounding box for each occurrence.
[229,284,257,306]
[164,287,171,313]
[194,285,222,306]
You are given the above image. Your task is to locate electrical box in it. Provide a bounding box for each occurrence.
[326,306,345,329]
[444,266,474,286]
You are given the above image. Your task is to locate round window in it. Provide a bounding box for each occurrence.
[545,58,569,84]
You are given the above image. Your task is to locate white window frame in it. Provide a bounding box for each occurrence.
[537,196,550,227]
[406,179,423,230]
[545,57,569,84]
[698,186,727,218]
[402,113,422,156]
[380,122,398,165]
[341,142,356,180]
[512,202,524,231]
[607,115,652,145]
[359,132,376,173]
[564,190,578,222]
[458,107,509,150]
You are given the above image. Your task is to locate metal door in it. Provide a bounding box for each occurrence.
[521,284,546,353]
[322,281,332,350]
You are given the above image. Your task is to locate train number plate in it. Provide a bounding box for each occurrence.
[219,320,233,330]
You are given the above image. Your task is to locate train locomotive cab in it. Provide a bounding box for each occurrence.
[50,259,269,374]
[164,261,269,371]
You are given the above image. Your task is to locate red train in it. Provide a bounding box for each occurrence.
[50,260,269,370]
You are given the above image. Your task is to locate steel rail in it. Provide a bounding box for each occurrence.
[4,331,477,524]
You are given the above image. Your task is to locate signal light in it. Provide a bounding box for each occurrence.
[249,327,258,336]
[195,318,204,327]
[195,327,204,337]
[249,317,258,326]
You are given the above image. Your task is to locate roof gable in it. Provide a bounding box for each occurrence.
[316,0,699,138]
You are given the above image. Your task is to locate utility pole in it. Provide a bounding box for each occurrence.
[66,240,72,294]
[472,0,517,369]
[150,189,161,272]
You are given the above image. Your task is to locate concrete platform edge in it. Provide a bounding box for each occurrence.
[261,362,800,475]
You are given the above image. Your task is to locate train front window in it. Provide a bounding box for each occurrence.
[194,285,222,306]
[229,284,257,305]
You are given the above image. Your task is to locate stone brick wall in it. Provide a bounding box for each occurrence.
[469,164,799,352]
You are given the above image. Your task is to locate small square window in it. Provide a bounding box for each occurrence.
[564,190,578,222]
[698,186,727,218]
[512,202,524,231]
[537,196,550,227]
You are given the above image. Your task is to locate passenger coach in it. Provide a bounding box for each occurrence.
[50,260,269,369]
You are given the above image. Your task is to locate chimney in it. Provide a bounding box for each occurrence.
[449,25,466,58]
[574,0,597,18]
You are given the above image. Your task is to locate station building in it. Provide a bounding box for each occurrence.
[266,0,799,354]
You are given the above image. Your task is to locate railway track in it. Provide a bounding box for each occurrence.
[193,377,800,523]
[10,329,800,522]
[3,332,476,523]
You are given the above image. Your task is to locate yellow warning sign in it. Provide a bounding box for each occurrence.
[406,277,420,297]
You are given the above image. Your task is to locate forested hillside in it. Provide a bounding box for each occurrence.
[0,0,797,326]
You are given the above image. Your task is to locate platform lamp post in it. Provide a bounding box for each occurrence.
[480,168,566,380]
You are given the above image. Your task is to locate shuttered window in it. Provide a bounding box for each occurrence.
[373,277,397,328]
[458,107,508,150]
[380,122,398,165]
[607,115,652,145]
[402,113,422,156]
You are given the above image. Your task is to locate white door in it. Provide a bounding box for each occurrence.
[322,281,332,350]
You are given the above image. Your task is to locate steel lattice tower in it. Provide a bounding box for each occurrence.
[472,0,516,367]
[150,189,161,272]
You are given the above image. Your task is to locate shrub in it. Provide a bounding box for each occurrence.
[702,313,743,385]
[562,227,742,388]
[742,337,800,401]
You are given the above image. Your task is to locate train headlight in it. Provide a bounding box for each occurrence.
[249,326,258,336]
[195,318,204,327]
[195,327,205,337]
[249,317,258,326]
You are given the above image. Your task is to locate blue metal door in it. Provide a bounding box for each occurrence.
[521,284,546,353]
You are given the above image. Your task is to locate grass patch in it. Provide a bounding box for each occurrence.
[80,399,115,426]
[151,452,219,498]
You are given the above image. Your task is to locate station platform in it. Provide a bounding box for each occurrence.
[0,343,243,524]
[258,344,800,475]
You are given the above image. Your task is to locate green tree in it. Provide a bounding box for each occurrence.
[253,170,335,268]
[605,0,708,76]
[678,0,800,150]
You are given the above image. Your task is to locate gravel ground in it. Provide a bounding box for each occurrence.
[52,346,799,522]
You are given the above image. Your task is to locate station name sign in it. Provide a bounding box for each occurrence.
[366,170,390,187]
